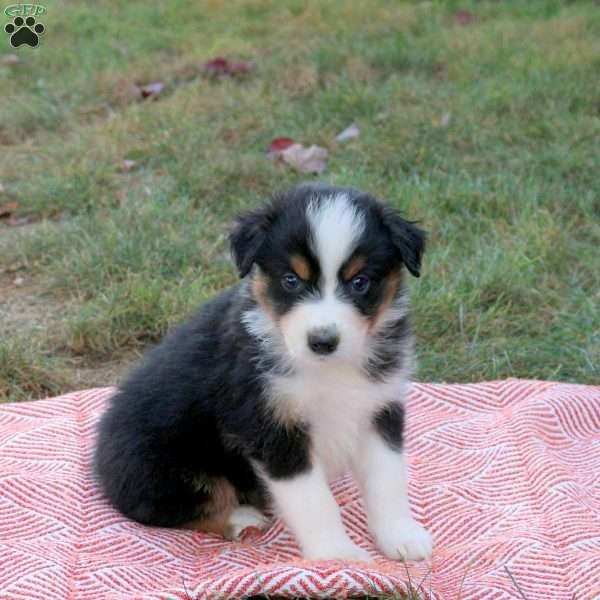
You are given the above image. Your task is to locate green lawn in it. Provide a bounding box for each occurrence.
[1,0,599,402]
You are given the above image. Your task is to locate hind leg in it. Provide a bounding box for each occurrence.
[96,437,210,528]
[185,504,270,539]
[226,505,270,540]
[181,477,270,539]
[120,476,213,528]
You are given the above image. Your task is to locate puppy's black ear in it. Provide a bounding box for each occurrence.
[229,206,272,278]
[381,207,426,277]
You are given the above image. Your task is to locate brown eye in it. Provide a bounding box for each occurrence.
[351,274,370,295]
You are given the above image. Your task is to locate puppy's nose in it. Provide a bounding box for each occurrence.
[307,326,339,355]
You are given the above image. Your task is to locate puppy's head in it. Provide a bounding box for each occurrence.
[231,184,425,369]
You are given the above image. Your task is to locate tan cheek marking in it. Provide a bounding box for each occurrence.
[342,255,366,281]
[290,254,311,281]
[370,269,402,330]
[252,271,277,321]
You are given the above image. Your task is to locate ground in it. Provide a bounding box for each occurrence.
[1,0,599,402]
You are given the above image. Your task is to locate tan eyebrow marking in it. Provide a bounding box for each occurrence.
[342,254,366,281]
[290,254,311,280]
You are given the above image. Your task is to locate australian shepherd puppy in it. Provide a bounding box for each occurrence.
[95,183,432,562]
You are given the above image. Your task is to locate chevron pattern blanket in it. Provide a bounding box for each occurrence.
[0,380,599,599]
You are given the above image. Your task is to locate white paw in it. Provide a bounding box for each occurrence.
[375,517,432,561]
[228,505,270,540]
[304,537,372,562]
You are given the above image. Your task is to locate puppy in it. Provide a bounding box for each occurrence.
[94,183,432,561]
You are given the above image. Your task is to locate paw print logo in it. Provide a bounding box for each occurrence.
[5,16,45,48]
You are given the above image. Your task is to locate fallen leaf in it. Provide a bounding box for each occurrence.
[440,112,451,127]
[0,201,19,219]
[0,182,5,193]
[229,61,253,76]
[266,137,296,158]
[137,82,165,99]
[204,57,254,78]
[119,159,137,173]
[454,10,474,26]
[335,123,360,143]
[204,57,228,76]
[13,276,24,287]
[280,143,328,174]
[6,215,36,227]
[1,54,19,66]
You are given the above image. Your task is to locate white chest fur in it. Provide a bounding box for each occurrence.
[267,364,409,480]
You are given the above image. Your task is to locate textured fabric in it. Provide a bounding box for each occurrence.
[0,380,599,599]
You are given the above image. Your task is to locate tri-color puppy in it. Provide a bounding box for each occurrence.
[95,183,432,561]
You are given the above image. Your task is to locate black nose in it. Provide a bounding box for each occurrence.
[308,327,339,355]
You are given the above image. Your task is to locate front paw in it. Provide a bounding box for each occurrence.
[375,517,432,561]
[304,538,372,562]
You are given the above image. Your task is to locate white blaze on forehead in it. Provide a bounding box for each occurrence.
[307,193,364,294]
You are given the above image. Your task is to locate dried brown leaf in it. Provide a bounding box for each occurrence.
[455,10,474,26]
[335,123,360,143]
[440,112,451,127]
[1,54,20,66]
[266,137,296,158]
[280,143,328,174]
[204,57,254,78]
[0,201,19,219]
[6,214,36,227]
[137,82,165,99]
[120,159,137,173]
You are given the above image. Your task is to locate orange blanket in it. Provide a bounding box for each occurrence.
[1,380,598,599]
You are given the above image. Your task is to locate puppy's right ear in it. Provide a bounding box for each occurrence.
[229,206,272,278]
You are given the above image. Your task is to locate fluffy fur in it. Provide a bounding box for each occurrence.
[94,183,432,561]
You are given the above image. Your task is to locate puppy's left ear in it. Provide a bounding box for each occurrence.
[381,207,426,277]
[229,206,272,278]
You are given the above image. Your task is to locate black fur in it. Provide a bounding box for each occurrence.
[95,286,308,525]
[94,183,425,529]
[379,205,426,277]
[365,316,413,380]
[231,184,424,320]
[373,402,405,451]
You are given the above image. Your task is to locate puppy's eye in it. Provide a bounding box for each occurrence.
[281,273,301,292]
[351,274,370,295]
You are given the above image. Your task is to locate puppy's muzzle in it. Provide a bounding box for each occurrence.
[307,325,339,356]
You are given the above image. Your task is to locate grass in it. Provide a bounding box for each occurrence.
[1,0,599,403]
